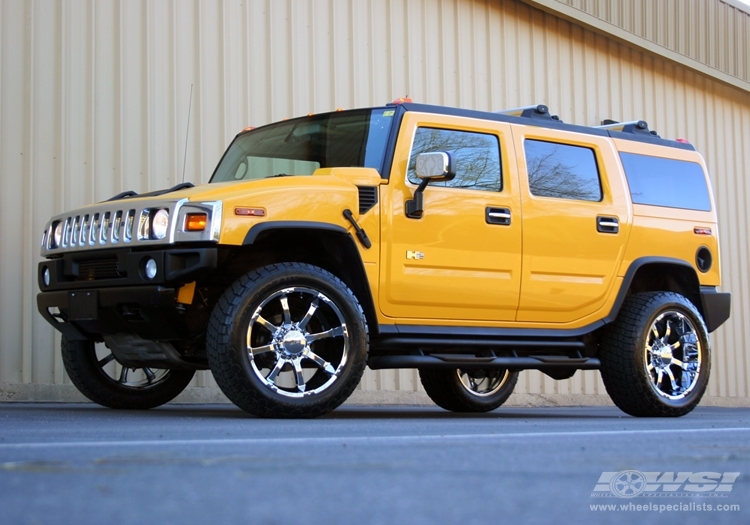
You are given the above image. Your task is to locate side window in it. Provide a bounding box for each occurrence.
[407,128,502,192]
[619,152,711,211]
[524,139,602,201]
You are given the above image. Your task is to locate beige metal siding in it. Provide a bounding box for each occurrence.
[544,0,750,84]
[0,0,748,402]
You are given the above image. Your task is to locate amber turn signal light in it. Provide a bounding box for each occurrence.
[184,213,208,231]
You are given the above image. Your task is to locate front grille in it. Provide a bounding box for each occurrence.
[76,258,122,281]
[357,186,378,214]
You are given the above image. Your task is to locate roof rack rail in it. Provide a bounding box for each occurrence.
[495,104,561,121]
[596,120,659,137]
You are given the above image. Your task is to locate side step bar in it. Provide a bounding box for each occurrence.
[367,355,601,371]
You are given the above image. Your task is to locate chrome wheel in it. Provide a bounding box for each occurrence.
[247,286,350,398]
[600,291,710,417]
[207,263,368,418]
[457,369,510,397]
[95,343,173,389]
[645,311,701,400]
[419,367,518,412]
[61,337,195,409]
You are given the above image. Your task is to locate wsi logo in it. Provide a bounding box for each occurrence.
[592,471,740,498]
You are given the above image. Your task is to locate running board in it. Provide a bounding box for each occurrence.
[367,355,601,371]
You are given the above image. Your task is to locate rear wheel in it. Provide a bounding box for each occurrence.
[206,263,368,418]
[600,291,710,417]
[61,337,195,409]
[419,368,518,412]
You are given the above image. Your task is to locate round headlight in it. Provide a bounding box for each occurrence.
[152,209,170,240]
[53,222,64,248]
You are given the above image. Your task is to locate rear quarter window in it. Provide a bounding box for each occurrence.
[619,152,711,211]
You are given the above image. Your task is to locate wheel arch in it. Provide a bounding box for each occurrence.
[230,222,379,333]
[607,257,703,324]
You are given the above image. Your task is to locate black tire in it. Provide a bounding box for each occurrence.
[600,291,711,417]
[61,336,195,409]
[419,368,518,412]
[206,262,368,418]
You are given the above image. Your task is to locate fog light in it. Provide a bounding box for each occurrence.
[144,258,157,280]
[43,267,51,287]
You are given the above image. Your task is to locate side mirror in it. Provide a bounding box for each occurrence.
[415,152,456,181]
[406,152,456,219]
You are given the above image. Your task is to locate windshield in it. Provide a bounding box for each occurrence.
[210,108,395,183]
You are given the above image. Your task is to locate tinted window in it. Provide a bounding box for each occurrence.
[407,128,501,192]
[619,152,711,211]
[524,140,602,201]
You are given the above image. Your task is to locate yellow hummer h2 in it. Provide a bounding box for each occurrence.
[37,102,731,418]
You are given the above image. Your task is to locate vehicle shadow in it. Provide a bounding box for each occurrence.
[0,402,630,420]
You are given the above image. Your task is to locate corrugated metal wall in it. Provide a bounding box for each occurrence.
[1,0,748,401]
[550,0,750,85]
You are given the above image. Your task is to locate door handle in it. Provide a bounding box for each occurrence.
[597,216,619,234]
[486,207,511,225]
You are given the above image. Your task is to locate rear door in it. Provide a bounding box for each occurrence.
[511,125,631,325]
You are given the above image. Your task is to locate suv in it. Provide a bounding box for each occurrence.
[37,102,731,418]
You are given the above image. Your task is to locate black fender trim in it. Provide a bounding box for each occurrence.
[240,220,380,334]
[601,256,698,325]
[243,221,349,245]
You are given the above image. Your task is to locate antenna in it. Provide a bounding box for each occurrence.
[181,84,194,183]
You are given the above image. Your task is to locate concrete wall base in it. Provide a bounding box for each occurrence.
[2,383,748,408]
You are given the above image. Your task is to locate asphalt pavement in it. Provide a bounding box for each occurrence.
[0,403,748,525]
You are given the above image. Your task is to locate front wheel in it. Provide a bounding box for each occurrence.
[206,263,368,418]
[419,368,519,412]
[600,291,711,417]
[61,337,195,409]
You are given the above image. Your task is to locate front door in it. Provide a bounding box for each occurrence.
[379,113,522,322]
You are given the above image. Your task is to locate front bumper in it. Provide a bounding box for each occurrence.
[37,247,217,340]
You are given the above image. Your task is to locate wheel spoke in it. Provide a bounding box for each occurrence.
[119,366,129,383]
[304,349,336,375]
[293,359,306,392]
[279,295,292,326]
[98,353,116,368]
[306,325,345,343]
[143,367,156,385]
[255,315,279,335]
[671,358,686,369]
[249,343,276,355]
[663,321,672,339]
[297,298,320,330]
[266,359,285,383]
[665,367,679,392]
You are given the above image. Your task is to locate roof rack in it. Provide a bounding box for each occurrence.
[495,104,561,122]
[596,119,659,137]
